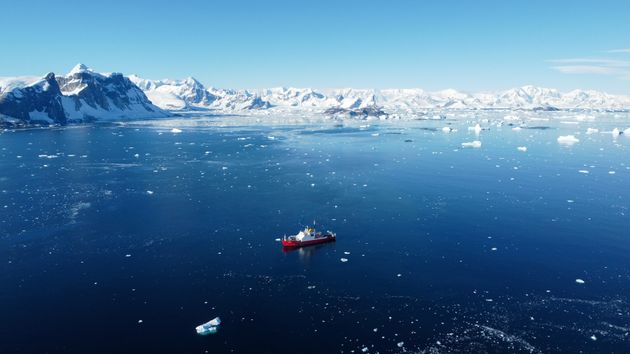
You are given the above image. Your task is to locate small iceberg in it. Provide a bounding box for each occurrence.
[468,124,482,134]
[517,146,527,152]
[442,126,452,133]
[575,279,585,284]
[612,128,621,137]
[461,140,482,148]
[196,317,221,335]
[170,128,182,134]
[557,135,579,145]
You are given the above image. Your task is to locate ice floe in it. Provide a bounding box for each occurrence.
[557,135,579,145]
[461,140,482,148]
[170,128,182,133]
[575,279,585,284]
[586,128,599,134]
[517,146,527,152]
[196,317,221,335]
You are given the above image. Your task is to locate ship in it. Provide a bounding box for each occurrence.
[281,226,336,248]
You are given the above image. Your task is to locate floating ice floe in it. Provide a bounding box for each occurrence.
[340,258,349,263]
[557,135,579,145]
[442,126,452,133]
[586,128,599,134]
[517,146,527,152]
[624,128,630,135]
[575,278,585,284]
[170,128,182,133]
[590,335,597,341]
[146,190,154,195]
[578,170,589,174]
[397,341,404,348]
[461,140,482,148]
[196,317,221,335]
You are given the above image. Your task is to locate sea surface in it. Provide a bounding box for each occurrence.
[1,111,630,353]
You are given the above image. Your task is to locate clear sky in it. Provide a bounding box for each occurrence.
[1,0,629,93]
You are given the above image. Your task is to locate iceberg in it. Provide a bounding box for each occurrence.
[468,124,482,134]
[612,128,621,137]
[196,317,221,335]
[517,146,527,152]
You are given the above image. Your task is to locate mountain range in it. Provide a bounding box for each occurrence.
[0,64,167,126]
[2,64,630,126]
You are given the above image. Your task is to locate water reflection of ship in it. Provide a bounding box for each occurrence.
[282,243,331,262]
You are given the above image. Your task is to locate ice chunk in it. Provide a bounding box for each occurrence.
[461,140,482,148]
[517,146,527,152]
[170,128,182,133]
[397,342,404,348]
[557,135,579,145]
[340,258,349,263]
[196,317,221,335]
[575,278,585,284]
[586,128,599,134]
[442,126,452,133]
[612,128,621,136]
[590,335,597,341]
[146,190,154,195]
[578,170,589,174]
[624,128,630,135]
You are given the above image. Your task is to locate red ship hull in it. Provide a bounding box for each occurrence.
[282,235,336,248]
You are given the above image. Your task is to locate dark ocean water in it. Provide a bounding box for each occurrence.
[1,114,630,353]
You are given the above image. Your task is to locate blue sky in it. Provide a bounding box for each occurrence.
[1,0,629,93]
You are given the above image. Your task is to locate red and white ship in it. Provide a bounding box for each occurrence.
[281,227,336,248]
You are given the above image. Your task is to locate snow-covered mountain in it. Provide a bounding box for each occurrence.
[130,75,271,111]
[4,64,629,126]
[0,64,168,126]
[131,75,630,113]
